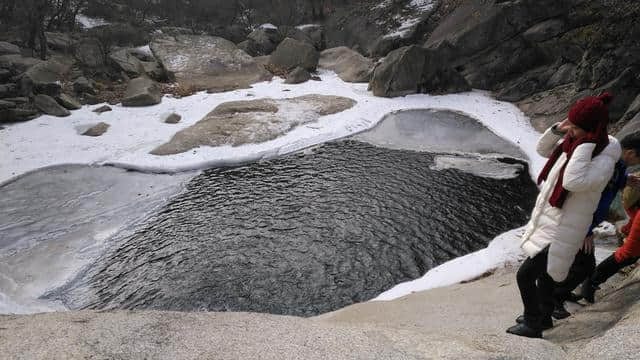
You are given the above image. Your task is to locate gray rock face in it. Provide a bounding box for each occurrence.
[269,38,319,72]
[82,122,110,137]
[0,107,39,123]
[0,41,20,56]
[237,40,261,57]
[122,77,162,107]
[319,47,373,83]
[594,67,640,122]
[0,83,18,98]
[56,93,82,110]
[246,27,282,56]
[21,56,73,97]
[0,68,10,82]
[34,94,71,117]
[285,67,311,84]
[548,63,577,88]
[110,48,164,79]
[0,55,42,74]
[0,100,16,110]
[45,32,75,52]
[73,77,96,95]
[151,35,272,92]
[370,46,425,98]
[297,25,325,51]
[151,95,356,155]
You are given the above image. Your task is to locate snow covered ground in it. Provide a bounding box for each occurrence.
[0,70,543,186]
[0,70,545,313]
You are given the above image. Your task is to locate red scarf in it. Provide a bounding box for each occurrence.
[537,127,609,208]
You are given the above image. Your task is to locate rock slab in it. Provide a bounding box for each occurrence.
[269,38,319,72]
[121,77,162,107]
[34,94,70,117]
[151,95,355,155]
[150,35,272,92]
[319,47,373,83]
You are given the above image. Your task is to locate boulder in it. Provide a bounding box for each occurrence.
[237,40,261,57]
[269,38,319,72]
[151,95,356,155]
[121,77,162,107]
[73,77,96,95]
[34,94,71,117]
[110,48,164,79]
[0,41,20,56]
[297,24,325,51]
[82,122,110,137]
[247,27,283,56]
[319,47,374,83]
[45,32,75,52]
[285,67,311,84]
[421,48,472,95]
[3,97,28,105]
[163,112,182,124]
[20,56,73,96]
[621,93,640,123]
[150,35,272,92]
[369,45,425,98]
[93,105,112,114]
[56,93,82,110]
[0,107,39,123]
[0,55,42,74]
[74,38,104,67]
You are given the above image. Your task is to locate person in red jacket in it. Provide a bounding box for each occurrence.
[581,131,640,302]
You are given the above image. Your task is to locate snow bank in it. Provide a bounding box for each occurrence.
[0,70,543,186]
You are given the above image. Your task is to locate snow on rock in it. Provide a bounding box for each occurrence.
[76,14,110,29]
[0,70,543,185]
[381,0,437,39]
[260,23,278,30]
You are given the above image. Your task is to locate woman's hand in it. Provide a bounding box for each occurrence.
[628,174,640,189]
[556,118,572,133]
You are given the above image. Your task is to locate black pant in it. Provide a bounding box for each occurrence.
[591,254,640,286]
[554,249,596,303]
[517,246,555,328]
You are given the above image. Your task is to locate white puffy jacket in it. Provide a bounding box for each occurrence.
[520,127,621,282]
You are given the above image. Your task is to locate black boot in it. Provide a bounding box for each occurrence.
[506,323,542,338]
[515,315,553,330]
[580,278,598,303]
[552,302,571,319]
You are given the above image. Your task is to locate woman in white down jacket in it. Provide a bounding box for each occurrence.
[507,93,620,338]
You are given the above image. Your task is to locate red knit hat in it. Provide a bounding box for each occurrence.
[568,92,613,132]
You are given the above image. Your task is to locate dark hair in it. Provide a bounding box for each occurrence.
[621,131,640,155]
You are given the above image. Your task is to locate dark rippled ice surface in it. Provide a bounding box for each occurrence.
[52,140,537,316]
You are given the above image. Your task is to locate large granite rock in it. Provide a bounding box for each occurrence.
[268,38,319,72]
[319,47,373,83]
[0,55,42,74]
[0,107,39,123]
[151,95,355,155]
[20,56,73,96]
[0,83,18,98]
[121,77,162,107]
[34,94,71,117]
[297,24,325,51]
[45,32,75,52]
[150,35,272,92]
[0,41,20,56]
[246,27,283,56]
[285,67,311,84]
[110,48,164,79]
[369,46,425,97]
[56,93,82,110]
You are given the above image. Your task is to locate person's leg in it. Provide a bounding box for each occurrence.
[552,249,596,318]
[537,271,556,322]
[582,254,639,302]
[508,247,549,338]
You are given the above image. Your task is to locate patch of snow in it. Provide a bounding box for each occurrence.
[296,24,321,30]
[136,44,153,57]
[76,14,110,29]
[0,70,543,186]
[381,0,437,39]
[260,23,278,30]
